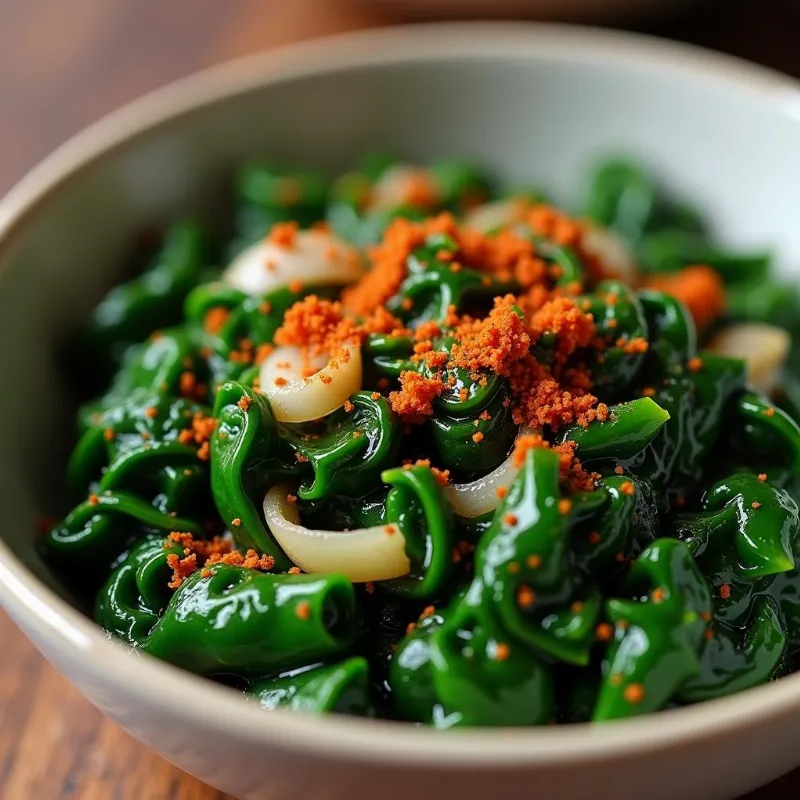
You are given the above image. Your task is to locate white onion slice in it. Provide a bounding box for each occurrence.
[709,323,791,393]
[260,344,362,423]
[444,426,537,518]
[222,230,363,296]
[263,484,410,582]
[463,198,529,233]
[582,224,639,285]
[370,165,439,211]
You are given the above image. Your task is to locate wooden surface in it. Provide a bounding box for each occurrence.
[2,1,800,797]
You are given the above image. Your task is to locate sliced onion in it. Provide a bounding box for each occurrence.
[260,343,362,423]
[444,426,537,518]
[222,229,363,296]
[263,484,410,582]
[370,165,439,211]
[463,198,529,233]
[582,224,639,285]
[709,323,790,393]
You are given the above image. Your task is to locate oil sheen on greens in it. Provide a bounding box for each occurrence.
[44,155,800,727]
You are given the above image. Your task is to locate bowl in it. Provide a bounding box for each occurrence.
[1,22,800,800]
[375,0,698,22]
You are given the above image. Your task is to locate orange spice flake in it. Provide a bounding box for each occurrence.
[588,531,601,545]
[526,554,543,569]
[343,400,355,413]
[528,297,596,362]
[650,587,665,604]
[620,481,635,496]
[166,552,197,589]
[719,583,732,599]
[558,498,573,515]
[231,518,242,528]
[204,307,230,335]
[472,431,485,444]
[614,465,624,475]
[103,428,115,442]
[645,265,726,329]
[687,357,704,373]
[617,336,649,355]
[420,605,437,620]
[266,221,298,248]
[295,601,311,621]
[389,371,445,424]
[509,353,608,431]
[623,683,645,705]
[765,407,775,417]
[275,295,351,356]
[205,549,276,572]
[758,473,768,482]
[511,435,598,494]
[88,494,100,507]
[496,486,508,500]
[164,532,236,587]
[752,501,762,509]
[595,622,614,642]
[342,212,556,316]
[449,295,531,377]
[517,586,536,609]
[237,395,252,412]
[493,643,511,662]
[504,514,518,526]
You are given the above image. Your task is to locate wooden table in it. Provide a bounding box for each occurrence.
[1,1,799,796]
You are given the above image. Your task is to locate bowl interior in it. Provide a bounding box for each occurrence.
[2,20,800,752]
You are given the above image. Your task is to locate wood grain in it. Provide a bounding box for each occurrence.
[1,0,799,797]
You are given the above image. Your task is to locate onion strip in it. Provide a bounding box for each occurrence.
[708,323,790,393]
[260,344,362,423]
[222,230,363,296]
[263,484,410,582]
[444,426,537,518]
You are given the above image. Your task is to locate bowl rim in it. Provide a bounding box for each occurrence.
[3,20,800,768]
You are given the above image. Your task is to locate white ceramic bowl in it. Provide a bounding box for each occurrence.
[1,23,800,800]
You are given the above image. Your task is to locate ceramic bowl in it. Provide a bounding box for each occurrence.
[1,23,800,800]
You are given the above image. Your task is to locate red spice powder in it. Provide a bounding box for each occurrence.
[493,643,511,662]
[267,221,298,248]
[448,296,531,376]
[528,297,595,362]
[645,265,725,329]
[204,307,230,335]
[511,434,598,493]
[389,371,445,423]
[596,622,614,641]
[205,549,276,571]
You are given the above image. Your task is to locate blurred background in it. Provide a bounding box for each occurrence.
[1,0,798,797]
[1,0,798,196]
